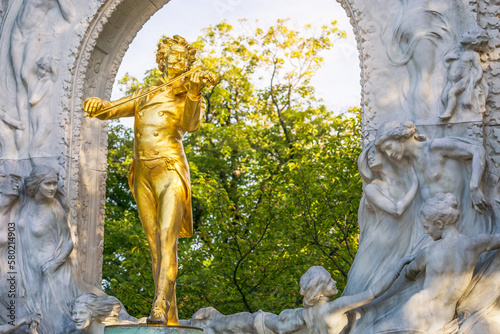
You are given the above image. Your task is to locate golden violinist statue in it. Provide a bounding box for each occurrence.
[82,35,217,325]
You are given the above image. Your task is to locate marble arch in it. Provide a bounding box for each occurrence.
[68,0,365,287]
[1,0,498,293]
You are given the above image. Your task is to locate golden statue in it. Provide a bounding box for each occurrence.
[82,35,217,325]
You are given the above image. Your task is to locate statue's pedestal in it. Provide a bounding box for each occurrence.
[105,325,204,333]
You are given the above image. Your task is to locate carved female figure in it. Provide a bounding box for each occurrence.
[9,0,74,156]
[28,54,57,160]
[263,259,412,334]
[17,165,80,333]
[374,121,490,236]
[386,0,451,116]
[343,142,421,295]
[68,293,121,334]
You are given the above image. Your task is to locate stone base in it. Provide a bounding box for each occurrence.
[105,325,204,333]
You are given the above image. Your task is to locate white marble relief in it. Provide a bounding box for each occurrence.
[9,0,74,157]
[440,25,489,121]
[12,165,130,334]
[185,260,412,334]
[28,54,58,161]
[366,193,500,333]
[343,142,422,295]
[385,0,452,118]
[67,293,121,334]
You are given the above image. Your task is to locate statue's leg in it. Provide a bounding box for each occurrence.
[147,168,184,325]
[168,284,178,325]
[133,163,160,291]
[440,80,466,120]
[157,172,184,325]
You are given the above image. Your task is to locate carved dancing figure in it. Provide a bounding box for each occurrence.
[16,165,96,333]
[9,0,74,155]
[374,120,490,236]
[343,142,422,295]
[386,0,451,116]
[28,54,57,160]
[262,259,413,334]
[82,35,217,325]
[371,193,500,333]
[440,26,489,120]
[67,293,121,334]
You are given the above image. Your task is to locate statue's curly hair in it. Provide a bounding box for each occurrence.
[420,193,460,226]
[156,35,197,72]
[374,121,426,149]
[300,266,337,308]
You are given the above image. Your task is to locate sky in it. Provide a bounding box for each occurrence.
[112,0,361,127]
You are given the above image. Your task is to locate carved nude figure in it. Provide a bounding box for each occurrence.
[386,0,451,116]
[9,0,74,155]
[375,120,490,236]
[262,258,413,334]
[371,193,500,333]
[17,165,80,333]
[28,54,57,160]
[343,142,420,294]
[68,293,121,334]
[440,26,489,120]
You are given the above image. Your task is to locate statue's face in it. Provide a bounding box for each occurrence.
[38,174,58,199]
[166,44,189,76]
[325,278,338,297]
[368,148,384,170]
[379,139,404,161]
[71,304,92,330]
[2,176,20,197]
[421,216,443,241]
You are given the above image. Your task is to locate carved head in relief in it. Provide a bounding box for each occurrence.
[374,121,426,161]
[300,266,338,308]
[25,165,59,199]
[69,293,120,331]
[0,174,22,198]
[35,54,57,81]
[420,193,460,241]
[156,35,197,77]
[358,142,385,184]
[460,25,489,51]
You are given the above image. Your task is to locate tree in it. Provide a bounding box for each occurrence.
[103,19,362,319]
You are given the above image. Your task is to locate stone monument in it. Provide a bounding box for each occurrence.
[0,0,499,333]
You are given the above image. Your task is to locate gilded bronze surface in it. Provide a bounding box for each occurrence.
[82,35,217,325]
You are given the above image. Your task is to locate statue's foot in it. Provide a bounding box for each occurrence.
[147,311,167,325]
[147,296,168,325]
[439,112,452,120]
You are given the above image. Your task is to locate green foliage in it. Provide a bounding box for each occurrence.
[104,20,361,319]
[102,123,154,316]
